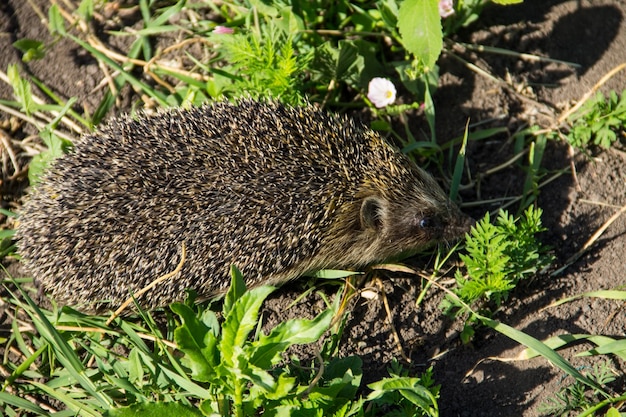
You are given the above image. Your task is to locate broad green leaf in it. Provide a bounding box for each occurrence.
[276,6,305,35]
[220,285,275,367]
[152,359,214,399]
[312,41,364,85]
[127,348,144,383]
[242,362,277,392]
[605,407,622,417]
[247,0,280,16]
[397,0,442,71]
[308,357,363,400]
[336,40,363,81]
[13,39,45,62]
[260,373,297,401]
[250,309,333,368]
[367,376,438,414]
[378,0,399,29]
[171,303,219,382]
[76,0,94,22]
[223,264,247,316]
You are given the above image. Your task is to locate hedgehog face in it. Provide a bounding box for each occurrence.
[359,195,440,253]
[358,193,472,262]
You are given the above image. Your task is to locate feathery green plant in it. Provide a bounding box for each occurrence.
[211,24,312,104]
[442,206,554,342]
[564,89,626,150]
[538,361,617,416]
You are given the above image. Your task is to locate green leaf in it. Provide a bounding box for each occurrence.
[313,269,360,279]
[0,229,15,240]
[7,64,36,115]
[105,402,203,417]
[580,338,626,358]
[397,0,442,71]
[250,309,333,368]
[76,0,94,22]
[20,296,114,409]
[378,0,399,29]
[223,264,247,316]
[30,381,102,417]
[605,407,622,417]
[312,41,364,86]
[520,334,617,359]
[335,40,363,82]
[478,315,607,395]
[13,39,45,62]
[241,362,277,392]
[92,90,116,127]
[492,0,523,4]
[28,127,73,186]
[547,289,626,309]
[171,303,219,382]
[261,374,297,401]
[367,376,438,415]
[0,208,17,218]
[127,348,144,383]
[310,356,362,400]
[0,390,48,414]
[48,4,66,35]
[276,6,305,35]
[220,285,275,367]
[449,121,468,201]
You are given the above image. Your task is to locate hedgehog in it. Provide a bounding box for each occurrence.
[17,100,473,313]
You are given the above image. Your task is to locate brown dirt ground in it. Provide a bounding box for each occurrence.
[1,0,626,416]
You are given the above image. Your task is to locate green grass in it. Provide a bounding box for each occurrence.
[2,0,626,415]
[1,268,440,417]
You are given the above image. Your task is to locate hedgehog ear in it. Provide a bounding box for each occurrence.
[360,196,386,231]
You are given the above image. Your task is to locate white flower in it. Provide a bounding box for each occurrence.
[367,77,396,108]
[439,0,455,18]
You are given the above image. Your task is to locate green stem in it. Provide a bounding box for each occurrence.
[233,378,244,417]
[576,394,626,417]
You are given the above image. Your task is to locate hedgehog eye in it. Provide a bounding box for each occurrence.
[417,216,441,230]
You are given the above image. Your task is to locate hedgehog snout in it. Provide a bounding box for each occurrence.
[442,211,475,241]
